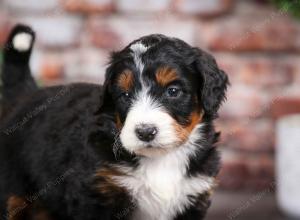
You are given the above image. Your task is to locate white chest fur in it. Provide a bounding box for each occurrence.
[115,145,215,220]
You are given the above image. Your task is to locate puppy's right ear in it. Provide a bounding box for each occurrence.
[102,73,113,111]
[89,63,117,142]
[102,53,118,111]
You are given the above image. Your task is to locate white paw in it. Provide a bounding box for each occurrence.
[12,33,33,52]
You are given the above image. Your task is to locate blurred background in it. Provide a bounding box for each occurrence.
[1,0,300,219]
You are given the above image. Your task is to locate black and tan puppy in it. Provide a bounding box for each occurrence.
[0,25,228,220]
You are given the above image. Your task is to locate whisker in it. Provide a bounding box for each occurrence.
[112,130,122,161]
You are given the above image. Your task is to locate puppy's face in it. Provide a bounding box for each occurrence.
[105,35,228,157]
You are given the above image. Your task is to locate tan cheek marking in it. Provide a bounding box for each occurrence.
[95,166,127,204]
[116,113,123,130]
[174,109,204,144]
[156,66,178,86]
[117,70,134,92]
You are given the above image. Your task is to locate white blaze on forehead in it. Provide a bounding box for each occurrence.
[120,89,180,153]
[12,33,33,52]
[130,42,148,74]
[130,42,148,54]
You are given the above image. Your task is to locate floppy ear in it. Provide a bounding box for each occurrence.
[194,49,229,117]
[102,63,115,112]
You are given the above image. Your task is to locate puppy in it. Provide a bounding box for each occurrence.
[0,25,228,220]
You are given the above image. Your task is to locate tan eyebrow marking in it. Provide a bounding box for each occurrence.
[117,70,134,91]
[155,66,178,86]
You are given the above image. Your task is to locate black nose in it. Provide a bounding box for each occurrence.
[135,124,158,142]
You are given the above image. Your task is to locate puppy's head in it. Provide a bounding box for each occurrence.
[104,35,228,157]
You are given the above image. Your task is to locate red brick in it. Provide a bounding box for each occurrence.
[116,0,171,13]
[219,85,267,119]
[34,49,108,85]
[30,50,64,84]
[40,56,64,82]
[271,97,300,120]
[88,16,196,49]
[88,23,122,50]
[64,49,108,84]
[218,55,294,88]
[62,0,114,14]
[173,0,233,17]
[234,0,279,18]
[218,158,248,190]
[16,16,83,48]
[217,119,275,153]
[238,59,293,88]
[292,59,300,84]
[0,11,12,46]
[199,16,299,52]
[219,151,275,190]
[4,0,60,12]
[295,73,300,84]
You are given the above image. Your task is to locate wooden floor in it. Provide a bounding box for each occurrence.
[206,191,297,220]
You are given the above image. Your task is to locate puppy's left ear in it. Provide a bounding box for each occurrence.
[193,49,229,117]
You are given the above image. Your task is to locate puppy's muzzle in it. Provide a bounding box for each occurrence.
[135,124,158,142]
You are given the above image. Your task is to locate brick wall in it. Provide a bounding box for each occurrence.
[1,0,300,191]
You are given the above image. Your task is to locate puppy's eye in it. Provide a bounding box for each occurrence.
[166,87,182,98]
[120,92,131,99]
[123,92,130,97]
